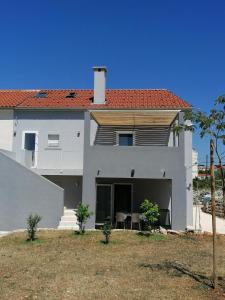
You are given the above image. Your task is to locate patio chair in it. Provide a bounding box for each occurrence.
[115,212,126,229]
[131,213,141,230]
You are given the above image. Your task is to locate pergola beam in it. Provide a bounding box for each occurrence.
[91,110,179,126]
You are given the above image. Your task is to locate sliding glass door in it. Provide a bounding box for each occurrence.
[96,184,112,224]
[114,184,132,215]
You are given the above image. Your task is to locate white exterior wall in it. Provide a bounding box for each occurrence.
[0,150,64,231]
[192,149,198,179]
[0,110,14,151]
[90,118,98,145]
[13,110,85,175]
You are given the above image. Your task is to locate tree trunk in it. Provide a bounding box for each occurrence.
[210,139,217,289]
[214,139,225,213]
[79,222,83,234]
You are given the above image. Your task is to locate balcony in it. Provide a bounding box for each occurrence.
[85,144,183,180]
[83,110,189,180]
[90,110,180,148]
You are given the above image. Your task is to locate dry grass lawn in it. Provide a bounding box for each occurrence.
[0,230,225,299]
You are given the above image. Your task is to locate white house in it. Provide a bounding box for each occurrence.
[0,67,193,231]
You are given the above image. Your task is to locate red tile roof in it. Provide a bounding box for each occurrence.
[0,89,190,110]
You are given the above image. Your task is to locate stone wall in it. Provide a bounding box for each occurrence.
[202,200,225,218]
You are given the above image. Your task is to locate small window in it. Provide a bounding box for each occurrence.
[66,92,76,98]
[118,133,133,146]
[35,91,48,98]
[48,134,60,147]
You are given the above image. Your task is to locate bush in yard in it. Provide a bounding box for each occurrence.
[102,219,112,244]
[76,203,92,234]
[27,213,42,241]
[140,199,160,233]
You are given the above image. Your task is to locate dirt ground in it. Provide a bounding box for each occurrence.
[0,230,225,299]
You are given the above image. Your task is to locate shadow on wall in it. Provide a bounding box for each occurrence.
[44,175,83,209]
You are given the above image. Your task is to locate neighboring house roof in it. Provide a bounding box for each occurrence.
[0,89,191,110]
[197,173,209,177]
[215,165,225,170]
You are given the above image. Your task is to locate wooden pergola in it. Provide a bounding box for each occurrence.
[91,110,179,126]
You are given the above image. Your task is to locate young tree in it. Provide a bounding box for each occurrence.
[174,95,225,209]
[140,199,160,233]
[173,96,225,290]
[27,214,42,241]
[210,139,217,289]
[102,219,112,244]
[194,97,225,207]
[75,203,92,234]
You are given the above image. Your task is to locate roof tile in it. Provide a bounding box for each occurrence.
[0,89,190,109]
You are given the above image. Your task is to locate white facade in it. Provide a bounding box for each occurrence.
[13,110,85,175]
[192,149,198,179]
[0,110,14,151]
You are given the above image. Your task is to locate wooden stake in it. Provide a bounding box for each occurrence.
[210,139,217,289]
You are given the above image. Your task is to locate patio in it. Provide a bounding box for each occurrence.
[95,178,172,229]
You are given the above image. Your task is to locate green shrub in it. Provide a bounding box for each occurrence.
[140,199,160,233]
[27,214,42,241]
[76,203,92,234]
[102,219,111,244]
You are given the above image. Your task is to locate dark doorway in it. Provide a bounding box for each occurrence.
[24,133,36,151]
[114,184,132,217]
[24,132,36,167]
[96,185,112,224]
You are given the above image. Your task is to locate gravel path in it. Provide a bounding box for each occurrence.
[193,205,225,234]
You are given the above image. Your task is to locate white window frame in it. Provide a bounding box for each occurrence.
[47,133,60,148]
[21,130,39,168]
[116,131,135,146]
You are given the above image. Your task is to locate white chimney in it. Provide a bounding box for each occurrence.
[93,66,107,104]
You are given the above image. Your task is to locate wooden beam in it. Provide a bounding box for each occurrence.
[91,111,178,126]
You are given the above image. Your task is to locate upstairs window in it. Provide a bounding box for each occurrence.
[48,134,60,147]
[22,131,38,168]
[24,133,36,151]
[117,132,134,146]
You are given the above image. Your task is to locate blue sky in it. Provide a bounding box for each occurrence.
[0,0,225,163]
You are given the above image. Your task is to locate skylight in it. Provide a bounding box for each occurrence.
[35,91,48,98]
[66,92,76,98]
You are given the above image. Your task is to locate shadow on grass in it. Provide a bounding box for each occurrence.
[21,238,43,245]
[192,282,211,291]
[99,240,109,245]
[99,239,120,245]
[139,260,225,290]
[179,234,198,242]
[136,231,166,241]
[71,231,93,237]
